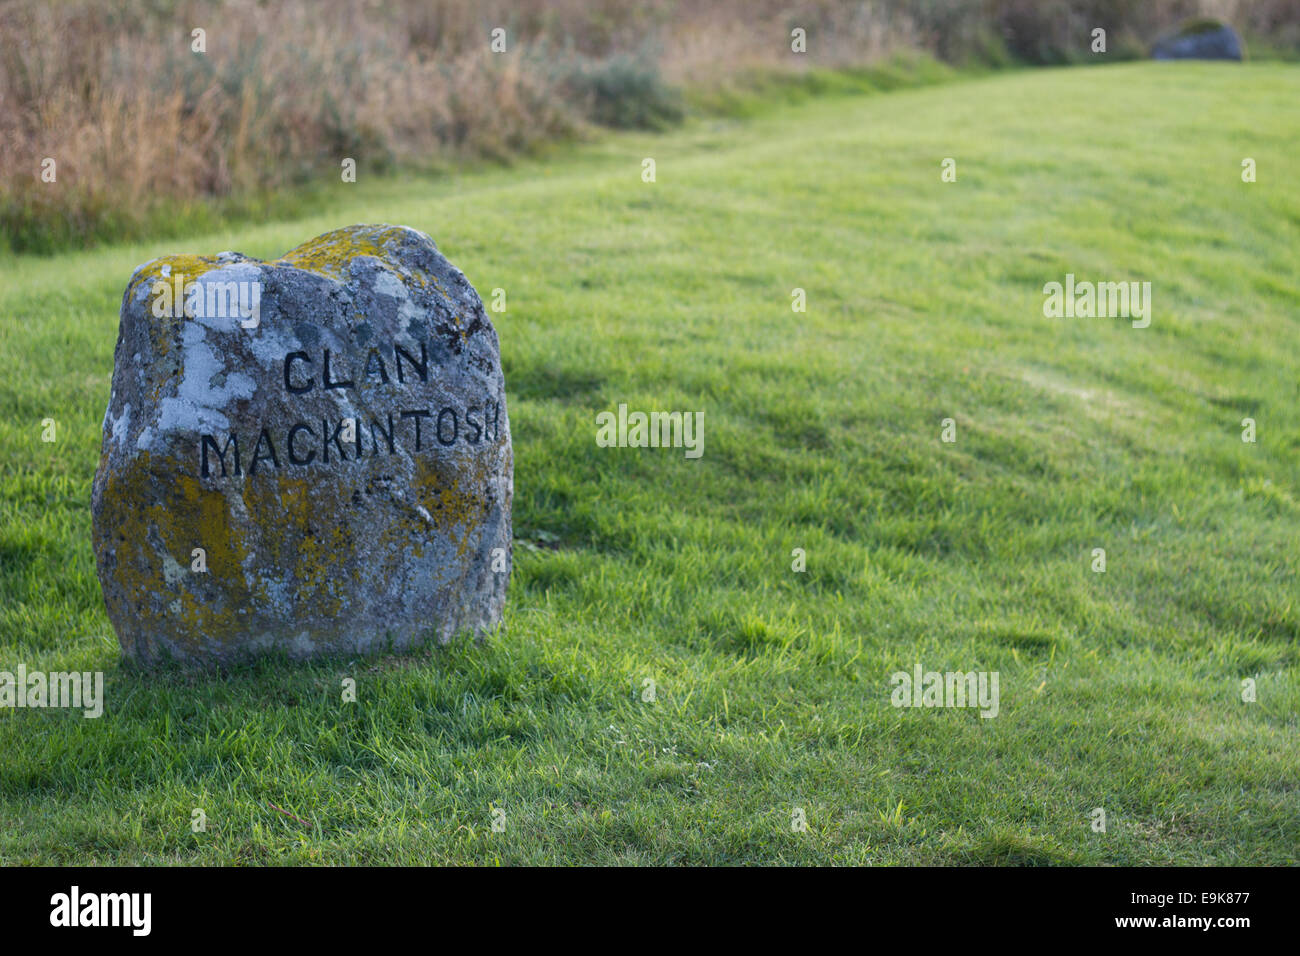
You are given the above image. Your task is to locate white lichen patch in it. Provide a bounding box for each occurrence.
[188,263,266,333]
[371,269,409,301]
[160,552,186,587]
[109,402,132,449]
[154,323,256,440]
[247,321,299,369]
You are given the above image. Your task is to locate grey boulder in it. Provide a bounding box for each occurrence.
[91,224,513,665]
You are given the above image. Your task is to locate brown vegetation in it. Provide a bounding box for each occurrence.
[1,0,1296,252]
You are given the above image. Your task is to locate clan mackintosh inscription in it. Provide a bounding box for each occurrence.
[197,341,505,479]
[91,225,513,665]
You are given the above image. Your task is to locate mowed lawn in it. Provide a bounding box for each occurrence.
[1,61,1298,865]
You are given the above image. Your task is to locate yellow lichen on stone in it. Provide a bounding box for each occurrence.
[412,453,494,560]
[97,456,255,651]
[125,254,223,304]
[276,224,413,280]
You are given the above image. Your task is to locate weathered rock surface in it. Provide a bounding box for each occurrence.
[1151,20,1244,61]
[91,224,512,665]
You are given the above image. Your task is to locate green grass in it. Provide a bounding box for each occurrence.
[2,61,1298,865]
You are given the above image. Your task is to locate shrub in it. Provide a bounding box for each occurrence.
[564,53,684,130]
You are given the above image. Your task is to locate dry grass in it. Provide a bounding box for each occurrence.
[2,0,1296,252]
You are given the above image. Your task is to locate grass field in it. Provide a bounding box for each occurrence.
[2,61,1298,865]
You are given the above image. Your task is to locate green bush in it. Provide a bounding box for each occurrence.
[1176,17,1231,37]
[564,53,684,131]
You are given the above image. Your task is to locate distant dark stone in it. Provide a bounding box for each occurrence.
[1151,20,1243,61]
